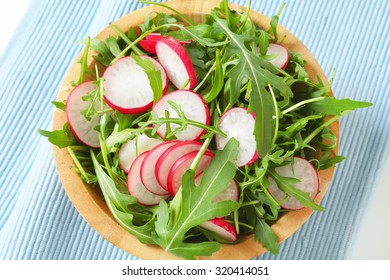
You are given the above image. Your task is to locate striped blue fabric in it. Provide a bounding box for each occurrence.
[0,0,388,260]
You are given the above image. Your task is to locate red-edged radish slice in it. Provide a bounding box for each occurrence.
[140,34,193,54]
[152,90,210,140]
[140,140,179,195]
[267,43,289,70]
[215,107,258,167]
[118,134,163,173]
[155,37,197,90]
[167,150,214,196]
[268,157,320,210]
[66,81,100,148]
[200,218,237,242]
[127,152,170,206]
[155,141,203,191]
[195,173,239,203]
[103,55,167,114]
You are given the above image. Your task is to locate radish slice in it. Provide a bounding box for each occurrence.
[152,90,210,140]
[267,43,289,70]
[139,33,193,55]
[167,150,214,196]
[155,141,203,191]
[103,55,167,114]
[200,218,237,242]
[156,37,196,90]
[140,140,179,195]
[195,173,239,203]
[268,157,320,210]
[127,152,170,206]
[118,134,163,173]
[215,107,258,167]
[66,81,100,148]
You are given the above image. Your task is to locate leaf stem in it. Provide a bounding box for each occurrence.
[282,96,326,115]
[67,147,90,183]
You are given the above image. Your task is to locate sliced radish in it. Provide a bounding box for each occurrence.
[66,81,100,148]
[268,157,320,210]
[140,140,179,195]
[152,90,210,140]
[215,107,258,167]
[139,33,193,55]
[118,134,163,173]
[167,150,214,196]
[127,151,170,206]
[155,141,203,191]
[267,43,289,70]
[200,218,237,242]
[103,55,167,114]
[155,37,196,90]
[195,173,239,203]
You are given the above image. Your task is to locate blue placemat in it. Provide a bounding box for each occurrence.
[0,0,389,260]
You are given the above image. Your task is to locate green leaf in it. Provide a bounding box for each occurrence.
[214,17,292,157]
[203,48,224,103]
[307,97,373,115]
[51,100,66,111]
[38,123,78,148]
[90,149,155,244]
[152,138,240,259]
[131,53,163,104]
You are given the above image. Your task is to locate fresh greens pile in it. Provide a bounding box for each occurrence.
[39,0,371,259]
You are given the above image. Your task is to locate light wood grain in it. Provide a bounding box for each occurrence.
[53,0,339,260]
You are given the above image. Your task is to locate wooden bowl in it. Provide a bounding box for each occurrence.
[53,0,339,260]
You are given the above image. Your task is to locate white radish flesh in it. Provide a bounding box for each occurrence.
[268,157,320,210]
[267,43,289,70]
[118,134,163,173]
[155,37,196,90]
[103,55,166,114]
[127,152,170,206]
[152,90,210,141]
[155,141,203,191]
[140,140,179,195]
[195,172,239,203]
[167,150,214,196]
[66,81,100,148]
[215,107,258,167]
[200,218,237,242]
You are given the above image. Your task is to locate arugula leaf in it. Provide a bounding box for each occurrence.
[214,17,292,157]
[152,138,240,259]
[307,97,372,115]
[38,123,78,148]
[51,100,66,111]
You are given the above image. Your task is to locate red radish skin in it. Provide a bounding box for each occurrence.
[103,56,166,114]
[156,37,197,90]
[118,134,163,173]
[167,150,214,196]
[140,140,179,195]
[268,157,320,210]
[195,173,239,203]
[139,33,193,54]
[152,90,210,141]
[215,107,258,167]
[200,218,237,242]
[127,152,170,206]
[155,141,203,191]
[66,81,100,148]
[267,43,290,70]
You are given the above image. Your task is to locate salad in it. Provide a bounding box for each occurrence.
[39,0,371,259]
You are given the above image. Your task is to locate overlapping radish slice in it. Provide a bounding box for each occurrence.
[139,33,192,55]
[118,134,163,173]
[66,81,100,148]
[127,152,170,206]
[156,37,196,90]
[200,218,237,242]
[140,140,179,195]
[215,107,258,167]
[167,150,214,196]
[268,157,320,210]
[152,90,210,141]
[155,141,203,191]
[103,55,167,114]
[195,172,239,203]
[267,43,289,70]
